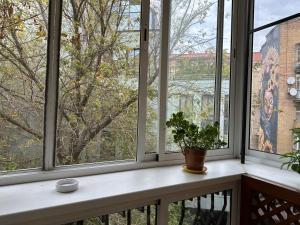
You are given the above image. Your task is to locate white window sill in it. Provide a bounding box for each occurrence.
[0,159,299,225]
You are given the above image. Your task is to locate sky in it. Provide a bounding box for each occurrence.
[151,0,300,53]
[253,0,300,52]
[193,0,300,52]
[169,0,232,52]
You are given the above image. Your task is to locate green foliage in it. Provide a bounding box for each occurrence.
[166,111,226,151]
[281,128,300,174]
[0,155,17,171]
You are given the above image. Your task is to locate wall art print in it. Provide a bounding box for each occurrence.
[257,27,280,154]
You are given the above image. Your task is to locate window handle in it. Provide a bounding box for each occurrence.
[144,28,147,42]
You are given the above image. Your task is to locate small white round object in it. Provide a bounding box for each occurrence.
[56,178,79,193]
[287,77,296,85]
[289,88,298,96]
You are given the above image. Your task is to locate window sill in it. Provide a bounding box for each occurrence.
[0,159,299,225]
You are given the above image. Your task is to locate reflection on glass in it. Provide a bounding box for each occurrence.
[166,0,232,152]
[166,0,218,152]
[145,0,161,153]
[220,0,232,146]
[254,0,300,28]
[250,18,300,155]
[0,1,48,171]
[57,0,141,165]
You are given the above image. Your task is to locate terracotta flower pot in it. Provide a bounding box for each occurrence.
[184,147,207,171]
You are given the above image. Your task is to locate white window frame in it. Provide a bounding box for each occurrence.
[0,0,238,185]
[157,0,236,162]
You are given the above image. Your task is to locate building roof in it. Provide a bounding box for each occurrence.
[253,52,262,63]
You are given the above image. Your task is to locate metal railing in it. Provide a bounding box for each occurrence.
[63,190,232,225]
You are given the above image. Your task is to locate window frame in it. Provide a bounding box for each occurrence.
[296,43,300,64]
[157,0,236,161]
[244,0,300,166]
[0,0,237,184]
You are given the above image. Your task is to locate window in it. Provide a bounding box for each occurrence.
[223,95,229,136]
[119,0,141,31]
[201,95,214,128]
[179,95,194,114]
[248,1,300,155]
[296,75,300,90]
[294,107,300,151]
[0,0,233,175]
[166,0,232,152]
[0,1,48,171]
[145,0,161,154]
[296,107,300,122]
[296,44,300,64]
[57,0,141,165]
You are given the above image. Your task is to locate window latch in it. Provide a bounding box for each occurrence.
[144,28,147,42]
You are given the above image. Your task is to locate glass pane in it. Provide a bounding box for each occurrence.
[254,0,300,29]
[250,17,300,154]
[145,0,161,154]
[0,1,48,171]
[166,0,223,152]
[220,0,232,146]
[168,190,232,225]
[57,0,141,165]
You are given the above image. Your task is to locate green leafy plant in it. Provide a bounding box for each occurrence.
[281,128,300,174]
[166,112,226,152]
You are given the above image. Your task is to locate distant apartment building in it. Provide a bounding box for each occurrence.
[250,17,300,154]
[168,51,230,141]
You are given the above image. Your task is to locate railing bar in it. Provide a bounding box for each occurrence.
[216,190,228,225]
[118,211,126,217]
[155,204,158,225]
[211,193,215,212]
[147,205,151,225]
[137,206,145,213]
[76,221,84,225]
[179,200,185,225]
[127,209,131,225]
[193,197,201,225]
[101,215,109,225]
[205,193,215,225]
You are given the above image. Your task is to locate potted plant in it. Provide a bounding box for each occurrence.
[166,112,226,171]
[281,128,300,174]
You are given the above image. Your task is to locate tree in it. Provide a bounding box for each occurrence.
[0,0,216,170]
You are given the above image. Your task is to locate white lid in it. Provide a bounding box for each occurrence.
[56,178,79,193]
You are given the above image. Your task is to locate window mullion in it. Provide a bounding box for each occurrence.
[214,0,225,124]
[244,0,254,162]
[158,0,171,159]
[137,0,150,162]
[43,0,63,170]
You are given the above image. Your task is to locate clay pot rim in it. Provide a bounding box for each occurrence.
[184,147,207,151]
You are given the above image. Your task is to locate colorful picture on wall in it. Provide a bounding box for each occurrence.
[257,27,280,153]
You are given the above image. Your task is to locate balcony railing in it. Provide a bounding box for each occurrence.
[64,190,232,225]
[241,175,300,225]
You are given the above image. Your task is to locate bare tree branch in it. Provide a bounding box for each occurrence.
[0,111,42,139]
